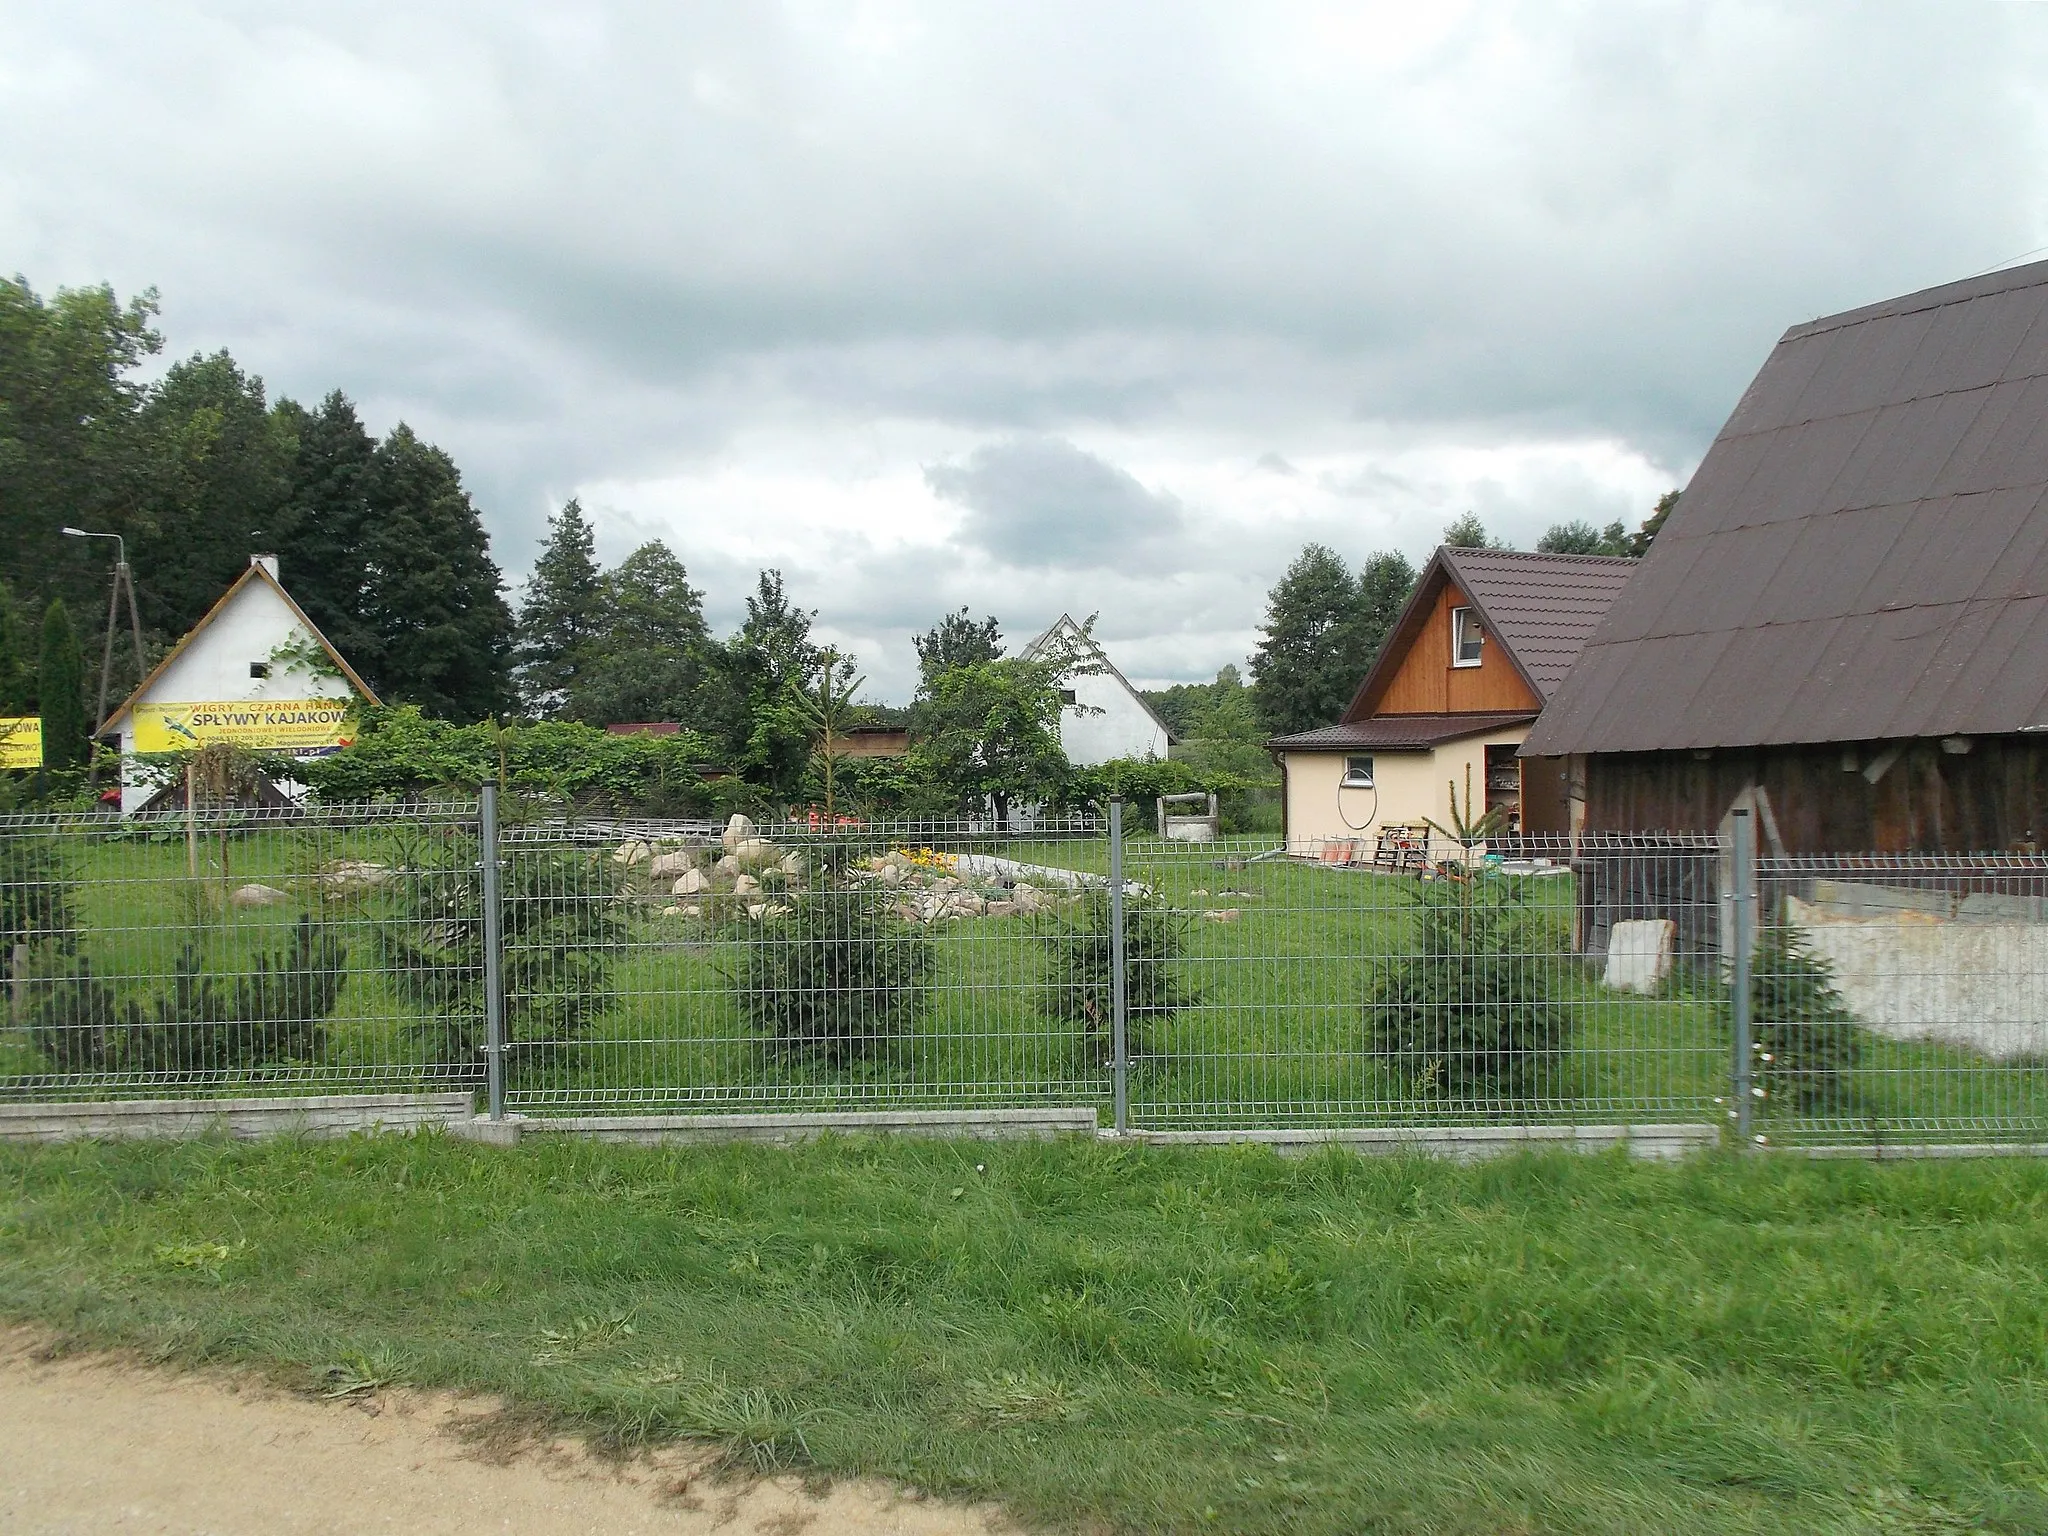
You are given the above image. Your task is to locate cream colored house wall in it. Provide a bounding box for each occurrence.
[1282,725,1529,856]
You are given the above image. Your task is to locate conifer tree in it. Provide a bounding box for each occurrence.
[37,599,88,769]
[131,350,294,635]
[0,580,34,714]
[273,390,378,665]
[357,425,513,721]
[515,498,605,716]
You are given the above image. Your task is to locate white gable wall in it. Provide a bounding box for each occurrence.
[1060,668,1169,765]
[117,576,360,812]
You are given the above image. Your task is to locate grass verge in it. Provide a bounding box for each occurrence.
[5,1134,2048,1534]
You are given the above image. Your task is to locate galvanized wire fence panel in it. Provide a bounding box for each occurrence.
[1117,831,1731,1130]
[1753,851,2048,1147]
[0,802,485,1101]
[5,795,2047,1148]
[495,815,1116,1114]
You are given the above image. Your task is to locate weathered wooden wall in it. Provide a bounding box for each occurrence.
[1584,737,2048,852]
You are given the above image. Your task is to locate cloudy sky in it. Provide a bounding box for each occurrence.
[8,2,2048,699]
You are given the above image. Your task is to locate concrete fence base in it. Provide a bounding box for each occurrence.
[6,1099,2041,1164]
[1129,1122,1720,1161]
[516,1106,1101,1145]
[0,1093,477,1144]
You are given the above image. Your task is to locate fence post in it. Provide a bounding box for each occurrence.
[1109,798,1129,1135]
[480,781,507,1122]
[1729,804,1756,1145]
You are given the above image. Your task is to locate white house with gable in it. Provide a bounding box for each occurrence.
[1019,614,1174,766]
[102,554,380,813]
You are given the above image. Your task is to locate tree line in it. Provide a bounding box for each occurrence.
[3,271,1678,796]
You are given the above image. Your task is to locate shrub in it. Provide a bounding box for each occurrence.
[32,916,348,1077]
[1751,925,1861,1112]
[1367,874,1573,1099]
[1038,887,1193,1063]
[736,885,933,1066]
[0,829,78,955]
[24,954,131,1074]
[378,830,626,1078]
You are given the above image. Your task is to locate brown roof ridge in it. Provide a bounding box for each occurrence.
[1781,255,2048,346]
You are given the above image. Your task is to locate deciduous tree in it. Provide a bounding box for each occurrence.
[569,541,711,727]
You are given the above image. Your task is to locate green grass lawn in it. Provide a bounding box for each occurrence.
[4,821,2046,1144]
[6,1133,2048,1533]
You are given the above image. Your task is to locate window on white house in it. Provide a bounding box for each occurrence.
[1451,607,1483,667]
[1059,688,1077,705]
[249,661,271,679]
[1341,755,1375,789]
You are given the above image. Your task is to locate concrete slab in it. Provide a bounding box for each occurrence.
[0,1093,477,1143]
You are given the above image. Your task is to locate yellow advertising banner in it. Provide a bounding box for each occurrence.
[0,716,42,770]
[133,698,357,756]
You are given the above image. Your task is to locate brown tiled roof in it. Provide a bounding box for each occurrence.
[1270,711,1538,752]
[1526,257,2048,757]
[1344,547,1636,720]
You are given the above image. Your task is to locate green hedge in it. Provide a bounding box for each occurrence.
[297,706,723,811]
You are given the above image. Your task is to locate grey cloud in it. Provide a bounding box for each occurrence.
[925,437,1185,570]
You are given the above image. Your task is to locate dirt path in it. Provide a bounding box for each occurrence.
[0,1329,1008,1535]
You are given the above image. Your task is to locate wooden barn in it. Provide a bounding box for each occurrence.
[1523,259,2048,853]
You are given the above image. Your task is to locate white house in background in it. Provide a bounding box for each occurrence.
[1019,614,1175,765]
[102,554,380,813]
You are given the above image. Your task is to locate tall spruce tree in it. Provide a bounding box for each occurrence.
[131,350,294,636]
[1250,544,1366,735]
[357,424,514,721]
[515,498,605,716]
[569,541,710,726]
[273,390,378,664]
[37,599,88,769]
[0,580,34,714]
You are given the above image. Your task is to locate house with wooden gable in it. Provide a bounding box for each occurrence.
[103,554,380,813]
[1524,259,2048,854]
[1020,614,1176,766]
[1269,547,1634,852]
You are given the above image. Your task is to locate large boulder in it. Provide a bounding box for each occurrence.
[648,849,701,881]
[612,840,651,867]
[732,873,762,897]
[231,883,290,909]
[733,837,779,870]
[721,813,757,853]
[672,867,710,896]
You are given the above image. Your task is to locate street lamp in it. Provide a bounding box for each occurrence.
[61,526,146,786]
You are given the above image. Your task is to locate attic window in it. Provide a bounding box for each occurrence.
[1059,688,1077,705]
[249,661,271,679]
[1341,755,1376,789]
[1451,607,1483,667]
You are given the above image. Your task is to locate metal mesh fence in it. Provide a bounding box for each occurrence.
[3,797,2046,1148]
[0,801,484,1101]
[1751,850,2048,1147]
